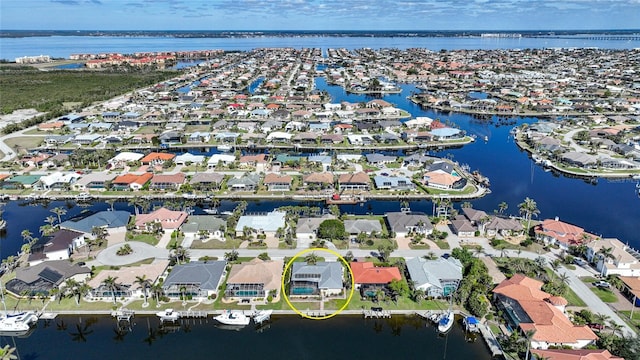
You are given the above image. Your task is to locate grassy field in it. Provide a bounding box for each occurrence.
[127,233,160,246]
[4,136,44,150]
[564,287,588,307]
[590,287,618,303]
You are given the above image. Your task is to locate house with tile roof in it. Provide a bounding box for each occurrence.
[493,274,598,350]
[150,173,186,191]
[60,210,130,236]
[535,217,598,251]
[586,238,640,277]
[350,261,402,296]
[530,349,623,360]
[189,172,225,190]
[225,258,284,301]
[344,219,383,235]
[112,172,153,191]
[303,172,334,190]
[135,207,188,231]
[88,260,169,300]
[290,262,344,297]
[406,257,463,297]
[263,173,292,191]
[385,211,433,237]
[338,172,370,191]
[140,152,175,166]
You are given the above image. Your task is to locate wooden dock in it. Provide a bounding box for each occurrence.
[39,312,58,320]
[478,323,504,357]
[111,310,135,322]
[178,311,207,319]
[363,309,391,319]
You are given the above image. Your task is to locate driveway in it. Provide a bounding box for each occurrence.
[96,241,169,266]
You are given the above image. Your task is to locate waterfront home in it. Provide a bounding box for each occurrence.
[365,153,397,166]
[1,174,42,189]
[149,173,186,191]
[28,229,85,266]
[586,238,640,277]
[493,274,597,350]
[296,214,336,241]
[616,277,640,307]
[140,152,176,166]
[187,132,210,143]
[73,172,117,192]
[6,260,91,296]
[181,215,226,246]
[235,211,286,237]
[60,210,131,237]
[530,349,623,360]
[534,217,598,251]
[227,173,261,191]
[450,217,476,237]
[162,261,226,300]
[350,261,402,297]
[385,211,433,237]
[302,172,334,190]
[174,152,206,165]
[37,171,81,190]
[344,219,383,236]
[225,258,284,301]
[87,260,169,301]
[373,175,415,191]
[406,257,463,297]
[239,154,268,172]
[338,172,370,191]
[560,152,597,168]
[112,172,153,191]
[290,262,344,297]
[189,172,225,191]
[72,134,102,145]
[207,153,236,168]
[108,152,144,168]
[135,207,188,231]
[485,216,524,238]
[266,131,293,142]
[263,173,292,191]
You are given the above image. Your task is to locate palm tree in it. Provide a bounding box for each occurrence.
[20,229,33,244]
[45,215,57,228]
[51,206,67,225]
[0,344,18,360]
[150,283,164,307]
[224,249,239,262]
[105,198,116,211]
[597,246,615,276]
[609,322,623,336]
[518,197,540,233]
[304,252,319,265]
[171,246,189,265]
[135,275,151,306]
[102,276,119,305]
[127,197,141,216]
[522,329,537,360]
[498,201,508,215]
[594,313,611,328]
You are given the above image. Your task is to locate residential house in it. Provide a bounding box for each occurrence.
[235,211,286,237]
[296,214,336,241]
[189,172,225,191]
[530,349,622,360]
[162,261,227,300]
[149,173,186,191]
[174,152,206,165]
[344,219,383,236]
[1,175,42,189]
[6,260,90,296]
[586,238,640,277]
[112,173,153,191]
[485,216,525,237]
[28,229,85,266]
[406,257,463,297]
[227,173,261,191]
[87,260,169,301]
[263,173,292,191]
[38,172,81,190]
[385,211,433,237]
[365,153,397,166]
[60,210,131,237]
[134,207,188,231]
[302,172,334,190]
[73,173,118,192]
[108,152,144,168]
[373,175,415,191]
[450,216,476,237]
[207,154,236,168]
[225,258,284,301]
[338,172,370,191]
[535,217,598,251]
[423,170,465,190]
[290,262,344,296]
[239,154,268,172]
[181,215,226,247]
[350,261,402,297]
[493,274,598,349]
[140,152,176,166]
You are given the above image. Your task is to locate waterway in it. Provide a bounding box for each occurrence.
[4,315,491,360]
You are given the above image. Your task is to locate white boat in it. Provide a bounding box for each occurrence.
[0,312,39,336]
[75,192,92,201]
[437,312,454,334]
[203,208,218,215]
[217,144,233,152]
[252,309,273,324]
[156,309,180,322]
[215,310,250,326]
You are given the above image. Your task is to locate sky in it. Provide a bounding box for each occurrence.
[0,0,638,31]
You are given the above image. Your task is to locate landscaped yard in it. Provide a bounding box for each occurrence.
[325,295,448,312]
[127,232,160,246]
[590,287,618,303]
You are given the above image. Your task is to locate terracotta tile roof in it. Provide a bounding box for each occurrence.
[239,154,267,164]
[303,172,334,184]
[338,172,370,184]
[135,207,188,229]
[227,258,284,292]
[493,273,550,301]
[140,152,175,163]
[350,262,401,284]
[113,172,153,185]
[535,218,597,246]
[150,173,186,184]
[424,171,461,186]
[530,349,622,360]
[263,173,292,184]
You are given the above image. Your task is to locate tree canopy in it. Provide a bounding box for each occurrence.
[317,219,347,240]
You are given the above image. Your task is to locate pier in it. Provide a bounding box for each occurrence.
[478,322,504,357]
[111,309,135,322]
[178,311,207,319]
[363,308,391,319]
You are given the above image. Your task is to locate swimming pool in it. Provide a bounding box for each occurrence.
[291,287,316,295]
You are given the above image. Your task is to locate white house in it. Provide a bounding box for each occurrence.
[587,238,640,277]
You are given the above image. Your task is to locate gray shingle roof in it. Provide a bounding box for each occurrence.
[406,257,462,290]
[60,210,131,234]
[163,261,226,291]
[291,262,343,289]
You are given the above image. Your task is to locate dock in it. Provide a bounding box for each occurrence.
[178,311,207,319]
[111,309,135,322]
[39,312,58,320]
[363,308,391,319]
[478,323,504,357]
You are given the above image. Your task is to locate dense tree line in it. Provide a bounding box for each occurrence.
[452,247,492,318]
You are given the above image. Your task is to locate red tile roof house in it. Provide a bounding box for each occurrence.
[530,349,623,360]
[149,173,186,191]
[135,207,188,231]
[140,152,176,166]
[112,173,153,191]
[263,173,292,191]
[534,217,598,251]
[350,262,402,298]
[493,274,598,350]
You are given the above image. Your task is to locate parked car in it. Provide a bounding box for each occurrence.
[588,323,605,330]
[573,258,587,266]
[593,281,611,288]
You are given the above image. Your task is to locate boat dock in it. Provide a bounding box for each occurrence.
[363,308,391,319]
[111,309,135,322]
[39,312,58,320]
[178,311,207,319]
[478,323,504,357]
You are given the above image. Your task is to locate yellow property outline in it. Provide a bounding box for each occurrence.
[281,248,355,320]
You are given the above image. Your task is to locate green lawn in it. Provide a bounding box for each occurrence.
[433,239,450,249]
[326,295,448,311]
[44,298,117,312]
[127,233,160,246]
[564,287,587,307]
[190,238,243,249]
[590,287,618,303]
